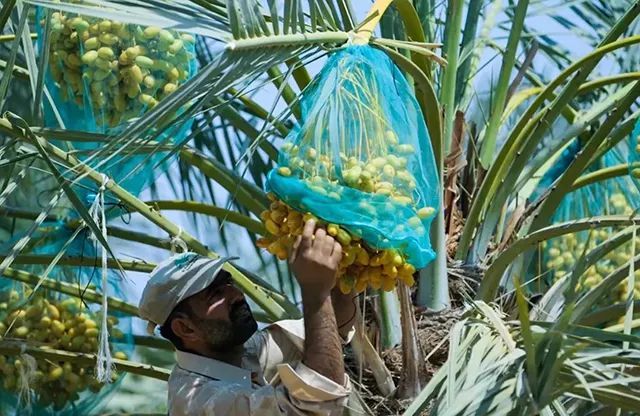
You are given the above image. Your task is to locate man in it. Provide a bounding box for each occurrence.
[138,219,358,415]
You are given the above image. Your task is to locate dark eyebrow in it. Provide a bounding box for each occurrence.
[215,271,232,285]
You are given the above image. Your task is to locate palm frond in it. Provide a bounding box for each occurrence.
[405,301,640,415]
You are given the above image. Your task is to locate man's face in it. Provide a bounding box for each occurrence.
[184,273,258,351]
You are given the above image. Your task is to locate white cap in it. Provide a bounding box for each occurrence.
[138,252,237,326]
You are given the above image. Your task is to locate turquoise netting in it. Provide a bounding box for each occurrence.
[267,45,440,269]
[531,143,640,298]
[629,117,640,187]
[36,8,197,199]
[0,224,134,415]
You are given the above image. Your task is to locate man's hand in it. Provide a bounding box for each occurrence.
[290,219,342,301]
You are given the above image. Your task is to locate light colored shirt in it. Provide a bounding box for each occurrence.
[167,319,354,415]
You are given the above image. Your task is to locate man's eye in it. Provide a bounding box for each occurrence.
[215,280,231,290]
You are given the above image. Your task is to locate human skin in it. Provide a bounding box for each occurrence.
[289,219,345,385]
[169,219,351,384]
[169,274,256,365]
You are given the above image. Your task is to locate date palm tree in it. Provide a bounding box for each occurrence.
[0,0,639,414]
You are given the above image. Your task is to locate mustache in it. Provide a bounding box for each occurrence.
[231,301,252,316]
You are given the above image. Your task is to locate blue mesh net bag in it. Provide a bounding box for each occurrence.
[36,8,197,197]
[262,45,440,294]
[531,144,640,307]
[0,223,134,415]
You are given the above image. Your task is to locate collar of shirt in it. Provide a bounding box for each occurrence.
[176,350,260,388]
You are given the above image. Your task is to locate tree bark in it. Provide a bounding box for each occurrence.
[397,281,427,400]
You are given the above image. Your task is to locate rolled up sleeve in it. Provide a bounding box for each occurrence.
[263,320,352,414]
[277,362,350,402]
[268,319,354,353]
[276,362,351,415]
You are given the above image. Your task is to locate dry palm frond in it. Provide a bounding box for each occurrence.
[404,301,640,415]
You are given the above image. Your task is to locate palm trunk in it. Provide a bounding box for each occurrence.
[397,281,427,400]
[417,205,449,310]
[378,288,402,349]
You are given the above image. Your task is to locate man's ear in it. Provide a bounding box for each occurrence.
[171,316,199,342]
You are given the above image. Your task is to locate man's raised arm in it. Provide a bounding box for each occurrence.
[290,220,345,385]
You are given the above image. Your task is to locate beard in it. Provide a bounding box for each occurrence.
[198,301,258,351]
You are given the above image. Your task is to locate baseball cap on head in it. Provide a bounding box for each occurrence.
[138,252,238,327]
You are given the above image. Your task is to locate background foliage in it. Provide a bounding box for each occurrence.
[0,0,639,414]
